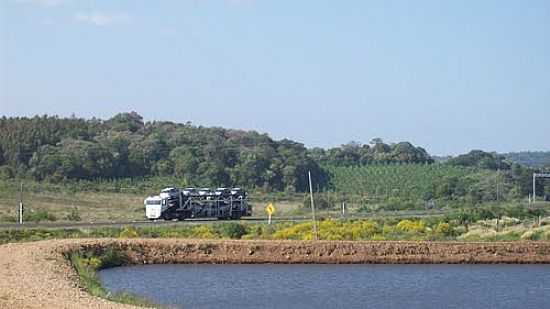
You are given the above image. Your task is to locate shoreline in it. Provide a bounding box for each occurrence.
[2,239,550,308]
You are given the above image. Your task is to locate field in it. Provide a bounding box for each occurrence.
[0,163,542,223]
[325,163,490,200]
[0,180,307,223]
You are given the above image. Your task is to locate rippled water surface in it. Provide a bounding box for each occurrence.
[99,264,550,309]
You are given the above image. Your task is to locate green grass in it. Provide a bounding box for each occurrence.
[0,179,308,223]
[2,212,550,245]
[68,248,158,308]
[325,163,487,200]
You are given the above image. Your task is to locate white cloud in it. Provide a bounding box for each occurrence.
[74,12,131,27]
[15,0,68,7]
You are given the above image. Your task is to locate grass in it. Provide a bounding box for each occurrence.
[0,189,146,223]
[3,213,550,245]
[0,179,308,223]
[325,163,483,200]
[2,177,548,224]
[67,247,158,308]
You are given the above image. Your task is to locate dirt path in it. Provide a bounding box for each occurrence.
[0,240,135,309]
[2,239,550,309]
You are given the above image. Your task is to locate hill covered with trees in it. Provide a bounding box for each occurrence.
[308,139,433,166]
[0,113,434,192]
[1,113,547,201]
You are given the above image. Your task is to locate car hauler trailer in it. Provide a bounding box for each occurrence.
[144,187,251,220]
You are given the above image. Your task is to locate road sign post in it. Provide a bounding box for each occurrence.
[265,203,275,224]
[19,182,23,225]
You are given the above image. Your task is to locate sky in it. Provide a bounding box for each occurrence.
[1,0,549,155]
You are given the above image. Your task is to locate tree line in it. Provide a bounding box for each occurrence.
[0,113,546,197]
[0,113,435,191]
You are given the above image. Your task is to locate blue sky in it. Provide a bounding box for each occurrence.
[1,0,549,155]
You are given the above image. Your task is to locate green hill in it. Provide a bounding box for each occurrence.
[325,164,499,202]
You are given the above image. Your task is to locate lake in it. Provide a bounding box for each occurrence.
[98,264,550,309]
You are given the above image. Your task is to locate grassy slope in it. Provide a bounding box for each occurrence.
[0,179,307,223]
[326,164,486,198]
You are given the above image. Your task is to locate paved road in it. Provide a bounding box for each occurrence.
[0,210,448,230]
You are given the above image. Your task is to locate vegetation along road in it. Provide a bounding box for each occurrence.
[0,210,449,230]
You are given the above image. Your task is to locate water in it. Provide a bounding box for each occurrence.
[98,264,550,309]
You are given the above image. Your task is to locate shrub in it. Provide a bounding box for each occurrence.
[216,223,247,239]
[272,222,313,240]
[396,219,426,233]
[119,227,139,238]
[434,222,453,236]
[65,207,82,221]
[191,225,218,239]
[99,247,128,268]
[520,230,543,241]
[0,166,14,180]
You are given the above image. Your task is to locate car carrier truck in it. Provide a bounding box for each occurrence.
[144,187,251,220]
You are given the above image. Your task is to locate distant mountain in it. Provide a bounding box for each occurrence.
[503,151,550,168]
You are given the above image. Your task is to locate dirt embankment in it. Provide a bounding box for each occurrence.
[2,239,550,309]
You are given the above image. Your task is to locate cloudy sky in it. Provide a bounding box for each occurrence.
[1,0,549,155]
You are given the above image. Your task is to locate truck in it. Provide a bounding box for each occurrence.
[144,187,251,220]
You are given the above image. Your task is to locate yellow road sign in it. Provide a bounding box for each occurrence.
[265,203,275,215]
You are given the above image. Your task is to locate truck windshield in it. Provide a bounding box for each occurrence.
[146,200,161,205]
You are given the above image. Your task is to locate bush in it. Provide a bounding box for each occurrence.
[520,230,543,240]
[119,227,139,238]
[191,225,218,239]
[272,222,313,240]
[99,247,128,268]
[216,223,247,239]
[434,222,453,236]
[0,166,14,180]
[65,207,82,221]
[396,219,426,233]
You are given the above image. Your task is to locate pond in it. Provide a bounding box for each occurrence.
[99,264,550,309]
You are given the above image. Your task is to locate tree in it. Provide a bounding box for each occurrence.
[106,112,144,133]
[447,150,510,170]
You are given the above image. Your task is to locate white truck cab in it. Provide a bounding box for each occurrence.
[144,195,166,220]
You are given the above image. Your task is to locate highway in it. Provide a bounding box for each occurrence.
[0,210,449,230]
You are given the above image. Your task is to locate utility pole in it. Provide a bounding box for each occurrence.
[19,182,23,225]
[533,173,537,204]
[308,171,318,241]
[342,202,346,218]
[496,169,500,202]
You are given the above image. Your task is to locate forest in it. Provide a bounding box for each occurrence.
[0,113,547,201]
[0,113,431,192]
